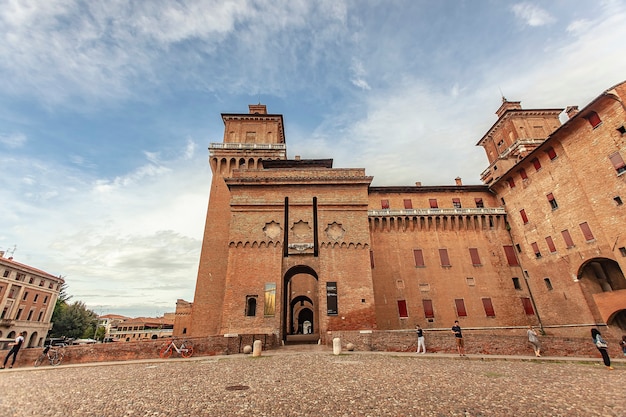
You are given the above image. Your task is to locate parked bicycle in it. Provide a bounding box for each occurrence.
[159,339,194,358]
[34,346,64,367]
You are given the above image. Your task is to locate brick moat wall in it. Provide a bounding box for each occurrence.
[3,330,623,368]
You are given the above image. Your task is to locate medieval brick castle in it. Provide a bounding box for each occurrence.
[174,81,626,343]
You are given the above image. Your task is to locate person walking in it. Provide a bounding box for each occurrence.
[451,320,465,356]
[2,331,25,369]
[591,328,613,370]
[416,324,426,354]
[527,325,541,357]
[620,335,626,357]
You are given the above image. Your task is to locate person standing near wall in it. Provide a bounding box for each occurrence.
[591,329,613,370]
[527,325,541,357]
[2,331,25,369]
[451,321,465,356]
[416,324,426,354]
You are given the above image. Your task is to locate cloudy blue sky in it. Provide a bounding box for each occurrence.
[1,0,625,318]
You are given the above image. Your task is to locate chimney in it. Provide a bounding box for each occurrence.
[455,177,462,186]
[415,182,422,187]
[565,106,579,119]
[248,104,267,115]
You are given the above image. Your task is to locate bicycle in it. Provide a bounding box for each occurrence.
[34,346,64,367]
[159,339,193,358]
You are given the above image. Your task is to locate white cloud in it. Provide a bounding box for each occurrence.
[511,3,555,27]
[0,132,27,148]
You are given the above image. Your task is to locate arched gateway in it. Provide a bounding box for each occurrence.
[283,265,319,343]
[578,257,626,330]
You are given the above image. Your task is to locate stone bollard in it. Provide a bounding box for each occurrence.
[252,340,263,357]
[243,345,252,354]
[346,343,355,351]
[333,337,342,355]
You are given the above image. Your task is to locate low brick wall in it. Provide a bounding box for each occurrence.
[326,329,623,359]
[4,334,279,369]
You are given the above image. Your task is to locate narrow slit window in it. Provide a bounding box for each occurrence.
[512,277,522,290]
[370,250,375,268]
[544,278,553,290]
[547,193,558,210]
[520,209,529,224]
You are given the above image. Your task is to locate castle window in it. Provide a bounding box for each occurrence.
[586,111,602,128]
[429,199,438,209]
[370,250,375,268]
[544,278,553,290]
[545,147,557,160]
[507,177,516,188]
[614,196,623,206]
[452,198,461,208]
[22,291,28,301]
[2,270,8,277]
[609,152,626,174]
[521,298,535,315]
[34,294,39,302]
[264,283,276,316]
[396,280,405,289]
[512,277,522,290]
[531,242,542,258]
[438,249,451,267]
[403,199,413,209]
[245,296,257,317]
[579,222,595,242]
[37,311,44,321]
[482,298,495,317]
[475,198,484,208]
[27,309,34,321]
[413,249,425,267]
[454,299,467,317]
[469,248,481,266]
[617,126,626,135]
[397,300,408,318]
[515,244,522,253]
[619,247,626,257]
[466,277,475,286]
[531,158,542,171]
[520,209,529,224]
[545,236,557,253]
[518,168,528,180]
[547,193,558,210]
[423,300,434,318]
[381,199,389,209]
[562,229,575,248]
[504,246,519,266]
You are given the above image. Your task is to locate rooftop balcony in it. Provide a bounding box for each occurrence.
[209,143,286,151]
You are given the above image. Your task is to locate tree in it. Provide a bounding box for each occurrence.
[50,300,98,340]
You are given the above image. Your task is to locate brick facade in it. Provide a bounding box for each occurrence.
[181,82,626,345]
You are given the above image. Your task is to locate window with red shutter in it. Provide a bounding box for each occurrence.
[609,152,626,174]
[520,209,529,224]
[545,236,557,253]
[413,249,425,267]
[507,177,516,188]
[587,111,602,128]
[531,158,542,171]
[429,199,438,208]
[452,198,461,208]
[482,298,495,317]
[439,249,450,266]
[403,199,413,209]
[547,193,558,209]
[579,222,595,241]
[545,147,557,160]
[381,199,389,209]
[521,297,534,315]
[475,198,484,208]
[519,168,528,180]
[397,300,408,318]
[531,242,541,258]
[504,245,519,266]
[469,248,481,266]
[423,300,434,318]
[561,230,575,248]
[455,299,467,317]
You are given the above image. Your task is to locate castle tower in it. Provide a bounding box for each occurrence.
[190,105,377,340]
[477,99,563,185]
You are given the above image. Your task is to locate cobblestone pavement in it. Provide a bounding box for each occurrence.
[0,349,624,417]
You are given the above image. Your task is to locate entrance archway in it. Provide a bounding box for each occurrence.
[282,265,318,343]
[578,257,626,330]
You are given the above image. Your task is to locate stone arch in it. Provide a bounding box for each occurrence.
[27,331,38,348]
[577,257,626,330]
[282,265,318,343]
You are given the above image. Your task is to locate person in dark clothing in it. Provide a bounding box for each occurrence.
[2,331,25,369]
[591,328,613,370]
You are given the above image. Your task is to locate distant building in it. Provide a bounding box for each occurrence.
[178,81,626,342]
[107,314,174,342]
[0,253,64,348]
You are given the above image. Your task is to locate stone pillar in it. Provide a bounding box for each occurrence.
[333,337,341,355]
[253,340,263,357]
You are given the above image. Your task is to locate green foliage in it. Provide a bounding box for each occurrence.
[50,300,98,340]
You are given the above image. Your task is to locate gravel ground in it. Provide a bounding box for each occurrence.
[0,352,623,417]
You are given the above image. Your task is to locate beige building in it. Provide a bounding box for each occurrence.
[0,252,64,348]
